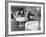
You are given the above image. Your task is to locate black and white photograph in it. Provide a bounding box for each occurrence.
[11,6,41,31]
[0,0,46,37]
[5,1,45,35]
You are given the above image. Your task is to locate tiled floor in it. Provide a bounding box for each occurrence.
[11,19,25,31]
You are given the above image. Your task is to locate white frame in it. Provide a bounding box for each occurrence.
[8,2,43,35]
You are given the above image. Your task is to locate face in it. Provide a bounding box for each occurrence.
[13,12,16,19]
[30,15,33,19]
[24,7,29,17]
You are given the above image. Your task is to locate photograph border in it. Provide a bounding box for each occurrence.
[5,0,45,36]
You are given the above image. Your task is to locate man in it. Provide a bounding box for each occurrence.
[24,7,41,31]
